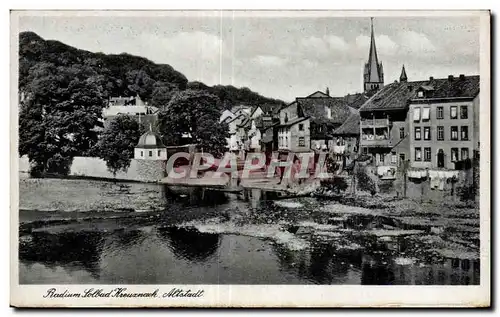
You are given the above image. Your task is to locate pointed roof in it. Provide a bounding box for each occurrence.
[367,18,381,83]
[400,65,408,82]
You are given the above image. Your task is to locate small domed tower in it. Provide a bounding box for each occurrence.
[134,125,167,160]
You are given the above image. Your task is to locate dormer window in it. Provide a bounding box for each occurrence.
[417,91,424,98]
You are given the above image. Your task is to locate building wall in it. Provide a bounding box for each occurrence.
[103,114,157,130]
[279,103,298,124]
[19,156,166,182]
[134,147,168,160]
[473,95,480,152]
[359,116,409,167]
[409,99,475,169]
[278,119,310,152]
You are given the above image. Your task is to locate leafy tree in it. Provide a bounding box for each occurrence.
[157,89,229,158]
[95,115,141,178]
[19,62,107,176]
[150,82,179,109]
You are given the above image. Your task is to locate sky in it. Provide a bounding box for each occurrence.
[17,12,481,102]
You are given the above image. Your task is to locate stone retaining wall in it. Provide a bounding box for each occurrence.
[19,156,166,182]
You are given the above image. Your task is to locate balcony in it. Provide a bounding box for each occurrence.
[360,118,390,127]
[360,135,391,147]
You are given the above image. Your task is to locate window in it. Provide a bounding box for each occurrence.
[414,127,421,140]
[298,137,305,147]
[451,148,459,162]
[461,148,469,160]
[415,147,422,161]
[424,147,431,162]
[141,151,143,157]
[450,106,458,119]
[391,152,397,164]
[158,150,161,156]
[437,106,444,119]
[149,151,152,157]
[363,147,368,155]
[424,127,431,140]
[422,107,430,121]
[451,126,458,140]
[437,126,444,140]
[285,136,288,147]
[298,124,304,131]
[461,126,469,140]
[399,127,405,139]
[417,91,424,98]
[460,106,468,119]
[399,154,406,165]
[413,108,421,121]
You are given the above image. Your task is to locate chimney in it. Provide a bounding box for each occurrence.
[448,75,454,81]
[459,74,465,80]
[429,76,434,81]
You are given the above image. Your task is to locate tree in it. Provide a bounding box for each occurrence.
[95,115,141,178]
[157,89,229,158]
[19,62,107,176]
[150,82,179,109]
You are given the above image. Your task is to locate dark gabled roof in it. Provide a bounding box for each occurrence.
[411,75,480,100]
[332,112,361,136]
[306,91,330,98]
[296,97,352,124]
[361,75,480,112]
[278,116,309,128]
[360,81,427,112]
[227,112,247,124]
[237,116,252,128]
[254,116,275,130]
[343,92,369,110]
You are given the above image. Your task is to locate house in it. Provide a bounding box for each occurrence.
[296,91,354,151]
[408,74,480,170]
[102,95,158,129]
[224,112,249,152]
[358,67,425,169]
[220,109,236,123]
[277,101,311,153]
[331,111,361,169]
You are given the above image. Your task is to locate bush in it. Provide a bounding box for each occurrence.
[320,176,348,194]
[458,184,477,201]
[355,166,378,196]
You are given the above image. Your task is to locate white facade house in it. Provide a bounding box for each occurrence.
[134,130,167,160]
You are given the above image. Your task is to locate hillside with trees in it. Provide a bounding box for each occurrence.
[18,31,285,176]
[19,31,286,109]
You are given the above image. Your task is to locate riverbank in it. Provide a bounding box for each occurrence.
[18,177,480,263]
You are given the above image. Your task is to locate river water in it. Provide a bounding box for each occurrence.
[19,179,480,285]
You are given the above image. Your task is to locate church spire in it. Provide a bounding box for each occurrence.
[363,17,384,94]
[400,64,408,82]
[368,18,380,82]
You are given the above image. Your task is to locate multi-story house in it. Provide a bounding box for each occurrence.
[292,90,355,151]
[331,111,360,170]
[277,101,311,153]
[102,95,158,129]
[359,67,421,169]
[408,74,480,169]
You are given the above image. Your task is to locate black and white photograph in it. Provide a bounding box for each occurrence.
[9,9,490,307]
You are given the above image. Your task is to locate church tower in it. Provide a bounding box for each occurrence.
[363,18,384,94]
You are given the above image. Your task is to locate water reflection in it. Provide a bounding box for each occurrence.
[157,227,221,262]
[164,186,229,206]
[19,231,105,279]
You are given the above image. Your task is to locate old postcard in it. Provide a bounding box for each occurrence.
[10,10,490,308]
